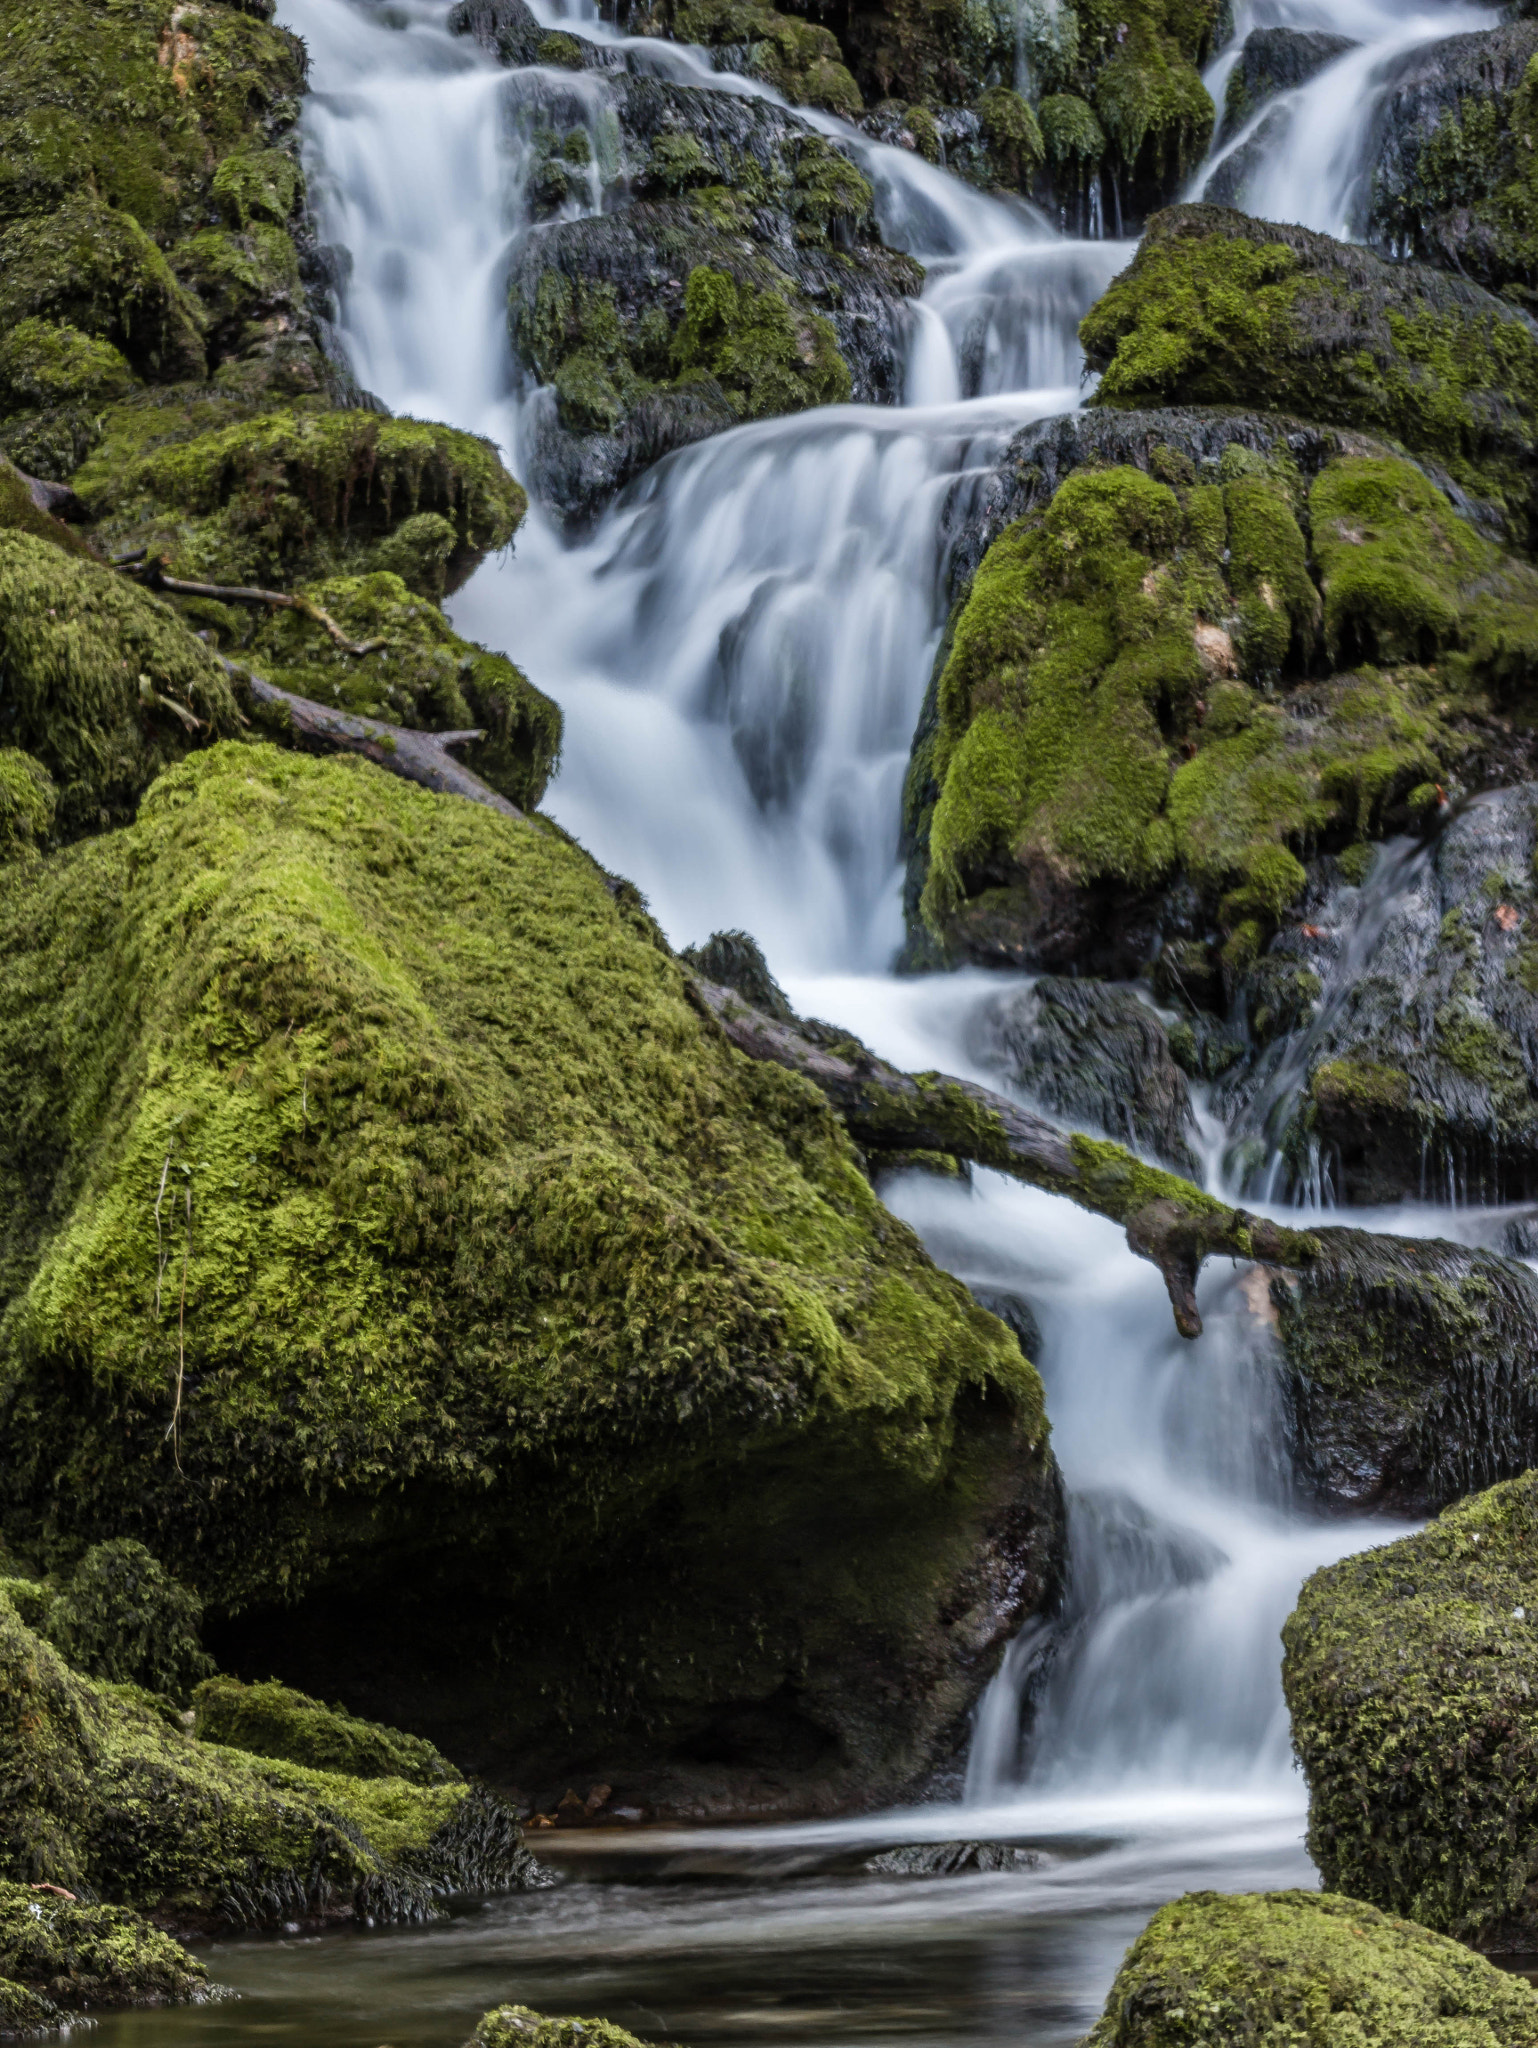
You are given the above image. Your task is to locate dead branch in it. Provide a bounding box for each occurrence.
[123,559,386,656]
[228,664,526,822]
[686,975,1320,1339]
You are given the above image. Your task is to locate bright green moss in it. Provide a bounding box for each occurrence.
[1039,93,1106,169]
[0,532,241,839]
[232,570,561,811]
[1091,29,1213,183]
[469,2011,653,2048]
[976,87,1043,189]
[0,751,56,862]
[0,744,1043,1622]
[0,199,206,385]
[0,1879,205,2015]
[1224,472,1319,677]
[672,264,850,416]
[1283,1471,1538,1947]
[1068,1133,1226,1222]
[1082,1888,1538,2045]
[211,148,303,231]
[0,320,131,415]
[194,1676,460,1784]
[77,409,526,589]
[0,1589,523,1923]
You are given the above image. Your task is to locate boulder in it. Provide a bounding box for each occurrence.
[1217,28,1357,146]
[1081,1888,1538,2043]
[1284,1471,1538,1948]
[0,743,1063,1819]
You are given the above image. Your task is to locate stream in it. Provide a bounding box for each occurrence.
[97,0,1511,2037]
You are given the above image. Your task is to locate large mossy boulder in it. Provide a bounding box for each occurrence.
[0,742,1061,1816]
[1080,205,1538,542]
[193,1675,461,1784]
[0,1588,536,1928]
[0,1881,207,2023]
[1284,1470,1538,1948]
[1081,1888,1538,2044]
[1269,1228,1538,1514]
[902,439,1536,975]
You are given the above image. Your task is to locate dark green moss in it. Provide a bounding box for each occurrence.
[1284,1470,1538,1946]
[468,2011,653,2048]
[0,1879,206,2014]
[663,0,863,116]
[0,753,55,864]
[47,1540,214,1704]
[193,1676,459,1784]
[1082,1888,1538,2045]
[976,87,1043,190]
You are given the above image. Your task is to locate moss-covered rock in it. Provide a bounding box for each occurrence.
[193,1676,460,1785]
[46,1539,214,1703]
[1283,1471,1538,1949]
[0,1588,535,1927]
[1080,205,1538,541]
[1081,1887,1538,2044]
[0,742,1060,1815]
[467,2011,651,2048]
[0,1880,206,2016]
[0,752,56,864]
[0,532,242,840]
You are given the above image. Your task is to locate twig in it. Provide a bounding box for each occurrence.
[153,1151,172,1319]
[166,1176,191,1473]
[121,559,387,657]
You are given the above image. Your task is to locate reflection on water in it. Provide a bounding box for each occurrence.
[93,1800,1316,2048]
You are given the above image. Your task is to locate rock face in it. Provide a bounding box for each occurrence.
[1270,1228,1538,1515]
[903,429,1536,978]
[0,743,1063,1819]
[965,977,1200,1173]
[1215,787,1538,1205]
[1216,27,1358,147]
[1283,1472,1538,1949]
[1080,1888,1538,2044]
[1362,22,1538,300]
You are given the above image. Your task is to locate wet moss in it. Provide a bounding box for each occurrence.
[0,1589,529,1925]
[1039,93,1106,172]
[666,0,863,116]
[1284,1470,1538,1947]
[193,1676,460,1785]
[1082,206,1538,537]
[976,87,1043,190]
[1082,1887,1538,2044]
[0,320,132,415]
[0,752,55,864]
[672,264,850,415]
[0,1879,205,2016]
[0,532,241,840]
[47,1540,214,1704]
[469,2012,652,2048]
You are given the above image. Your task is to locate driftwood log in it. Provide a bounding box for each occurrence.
[231,666,525,822]
[687,976,1320,1339]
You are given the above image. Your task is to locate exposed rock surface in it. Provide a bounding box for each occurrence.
[1284,1472,1538,1949]
[1216,28,1357,146]
[1080,1888,1538,2043]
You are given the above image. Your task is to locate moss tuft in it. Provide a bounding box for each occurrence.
[47,1540,213,1705]
[468,2011,653,2048]
[1082,1888,1538,2044]
[193,1676,460,1784]
[671,264,850,416]
[0,752,56,863]
[976,87,1043,189]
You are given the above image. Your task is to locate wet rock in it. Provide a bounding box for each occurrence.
[865,1839,1040,1874]
[968,1288,1042,1363]
[1362,21,1538,296]
[1083,1888,1538,2040]
[1200,102,1288,211]
[1219,789,1538,1205]
[965,977,1201,1175]
[1216,27,1357,146]
[1080,204,1538,543]
[1283,1470,1538,1951]
[1269,1225,1538,1515]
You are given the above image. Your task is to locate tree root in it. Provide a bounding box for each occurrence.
[686,975,1320,1338]
[227,664,526,823]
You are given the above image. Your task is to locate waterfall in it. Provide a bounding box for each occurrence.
[281,0,1423,1887]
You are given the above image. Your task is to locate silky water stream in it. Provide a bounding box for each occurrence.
[92,1,1520,2039]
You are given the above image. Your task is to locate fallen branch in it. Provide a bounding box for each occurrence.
[687,976,1319,1339]
[124,560,386,656]
[230,665,526,822]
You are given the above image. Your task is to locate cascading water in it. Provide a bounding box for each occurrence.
[114,2,1505,2041]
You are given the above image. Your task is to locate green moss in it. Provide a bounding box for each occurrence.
[1082,206,1538,535]
[0,320,131,415]
[0,1878,205,2014]
[468,2011,653,2048]
[46,1540,213,1704]
[1309,1057,1412,1117]
[676,0,864,116]
[672,264,850,416]
[1039,93,1106,169]
[1282,1470,1538,1947]
[1068,1133,1225,1222]
[211,148,303,232]
[194,1676,459,1784]
[1082,1888,1538,2045]
[0,198,206,385]
[1091,29,1213,184]
[0,532,241,840]
[0,1588,526,1923]
[76,409,526,590]
[976,86,1043,189]
[0,739,1047,1770]
[1224,472,1319,677]
[0,752,56,863]
[903,104,942,163]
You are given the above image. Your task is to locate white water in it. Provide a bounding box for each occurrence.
[265,0,1487,2024]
